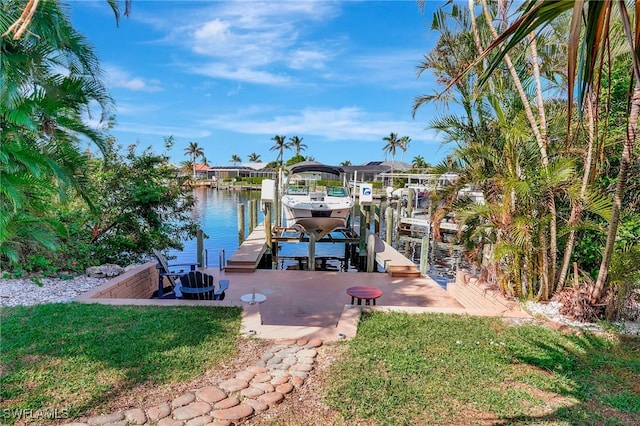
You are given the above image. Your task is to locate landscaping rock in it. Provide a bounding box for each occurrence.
[173,401,211,421]
[85,264,124,278]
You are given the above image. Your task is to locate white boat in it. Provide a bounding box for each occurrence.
[281,163,354,239]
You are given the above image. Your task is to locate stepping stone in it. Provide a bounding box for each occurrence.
[271,375,289,385]
[292,363,313,372]
[247,366,268,373]
[244,398,269,413]
[219,378,249,393]
[185,414,212,426]
[296,338,309,346]
[290,376,305,388]
[87,412,124,425]
[307,339,323,348]
[241,386,265,398]
[276,382,294,394]
[124,408,146,425]
[297,356,315,365]
[214,396,240,410]
[290,370,309,378]
[235,370,255,381]
[172,392,195,408]
[257,391,285,407]
[208,420,232,426]
[212,403,254,422]
[146,402,171,421]
[251,372,272,383]
[157,418,183,426]
[173,401,211,421]
[195,386,227,403]
[251,382,274,393]
[297,349,317,358]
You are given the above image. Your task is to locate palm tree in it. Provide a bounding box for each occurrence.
[247,152,261,162]
[1,0,115,262]
[288,136,307,156]
[269,135,290,167]
[340,160,352,166]
[382,132,401,175]
[399,136,411,161]
[229,154,242,165]
[412,155,427,169]
[3,0,130,40]
[459,0,640,303]
[183,142,204,179]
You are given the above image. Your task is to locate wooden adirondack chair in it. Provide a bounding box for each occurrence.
[152,249,197,299]
[179,271,229,301]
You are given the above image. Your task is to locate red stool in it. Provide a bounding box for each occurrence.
[346,286,382,306]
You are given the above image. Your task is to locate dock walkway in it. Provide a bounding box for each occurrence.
[225,224,268,272]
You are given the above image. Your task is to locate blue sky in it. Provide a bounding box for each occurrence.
[71,0,451,167]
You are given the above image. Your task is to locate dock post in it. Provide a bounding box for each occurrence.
[264,202,272,247]
[385,206,393,245]
[395,199,402,247]
[237,203,245,246]
[366,233,376,272]
[407,187,414,217]
[308,232,316,271]
[252,199,259,231]
[420,235,429,275]
[371,203,378,235]
[196,229,204,267]
[248,200,255,234]
[359,207,367,253]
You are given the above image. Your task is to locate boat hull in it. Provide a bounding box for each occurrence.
[281,197,353,238]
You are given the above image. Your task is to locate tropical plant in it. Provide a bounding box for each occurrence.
[412,155,427,169]
[229,154,242,165]
[0,0,115,264]
[247,152,261,162]
[398,136,411,161]
[413,0,640,319]
[461,0,640,306]
[340,160,352,166]
[288,136,307,156]
[269,135,290,167]
[184,141,204,179]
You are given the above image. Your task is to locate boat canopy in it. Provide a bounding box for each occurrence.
[288,162,344,176]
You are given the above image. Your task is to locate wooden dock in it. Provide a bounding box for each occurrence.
[368,231,421,277]
[225,224,268,272]
[226,222,421,277]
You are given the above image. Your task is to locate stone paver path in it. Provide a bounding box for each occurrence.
[64,339,322,426]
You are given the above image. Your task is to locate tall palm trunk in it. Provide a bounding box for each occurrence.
[557,92,597,290]
[591,82,640,302]
[481,0,557,296]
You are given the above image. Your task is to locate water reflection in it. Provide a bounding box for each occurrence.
[169,187,263,266]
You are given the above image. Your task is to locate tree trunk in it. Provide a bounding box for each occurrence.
[591,82,640,302]
[557,92,597,290]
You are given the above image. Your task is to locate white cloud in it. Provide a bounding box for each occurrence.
[104,65,163,92]
[191,63,290,85]
[200,106,440,144]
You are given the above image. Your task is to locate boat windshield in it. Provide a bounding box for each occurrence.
[286,185,308,195]
[326,186,348,197]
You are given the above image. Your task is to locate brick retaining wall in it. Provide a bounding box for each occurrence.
[90,262,157,299]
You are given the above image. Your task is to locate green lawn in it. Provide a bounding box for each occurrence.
[326,312,640,426]
[0,303,242,423]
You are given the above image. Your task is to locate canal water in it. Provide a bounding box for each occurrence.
[169,188,461,285]
[168,187,262,267]
[168,187,350,269]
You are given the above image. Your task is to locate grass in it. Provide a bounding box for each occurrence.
[0,303,242,424]
[326,312,640,426]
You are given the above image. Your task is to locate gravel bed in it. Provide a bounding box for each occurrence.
[0,276,108,307]
[525,300,640,336]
